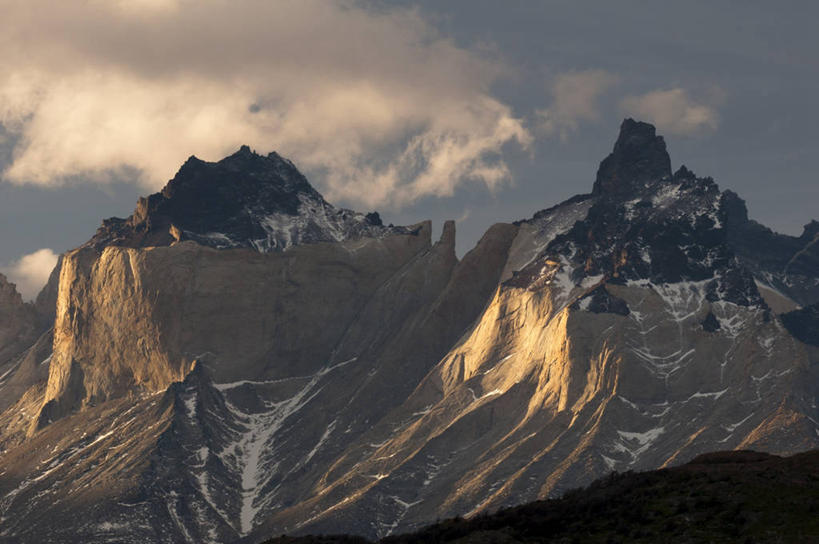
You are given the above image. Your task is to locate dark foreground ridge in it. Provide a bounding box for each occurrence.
[263,450,819,544]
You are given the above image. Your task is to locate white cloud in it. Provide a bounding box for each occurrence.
[0,249,58,301]
[0,0,530,208]
[620,88,718,135]
[536,70,618,139]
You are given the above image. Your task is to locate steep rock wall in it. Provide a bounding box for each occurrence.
[274,271,817,538]
[37,225,433,428]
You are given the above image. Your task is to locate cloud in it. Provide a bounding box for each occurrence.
[536,70,618,139]
[620,88,718,135]
[102,0,182,15]
[0,248,58,301]
[0,0,530,208]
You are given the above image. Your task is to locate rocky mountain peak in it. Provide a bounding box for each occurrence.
[155,145,321,222]
[512,120,764,307]
[673,164,696,180]
[593,118,672,196]
[86,146,411,252]
[0,273,24,308]
[801,219,819,241]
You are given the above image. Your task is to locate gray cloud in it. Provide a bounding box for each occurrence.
[0,0,529,207]
[620,88,719,135]
[536,70,618,140]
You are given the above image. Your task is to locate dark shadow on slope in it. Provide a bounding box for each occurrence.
[261,449,819,544]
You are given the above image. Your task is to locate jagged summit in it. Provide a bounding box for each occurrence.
[86,146,411,252]
[673,164,696,180]
[0,273,24,308]
[519,120,722,282]
[513,119,819,310]
[171,146,320,211]
[593,118,672,196]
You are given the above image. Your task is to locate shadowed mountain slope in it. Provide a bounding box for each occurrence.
[264,449,819,544]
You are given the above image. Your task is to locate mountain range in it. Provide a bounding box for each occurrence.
[0,119,816,543]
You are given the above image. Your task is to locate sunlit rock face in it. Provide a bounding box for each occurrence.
[1,122,817,543]
[37,227,432,428]
[257,121,817,538]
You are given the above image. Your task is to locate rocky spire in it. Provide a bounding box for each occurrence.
[593,118,672,196]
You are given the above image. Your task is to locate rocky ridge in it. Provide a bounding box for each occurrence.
[0,120,816,543]
[86,146,411,252]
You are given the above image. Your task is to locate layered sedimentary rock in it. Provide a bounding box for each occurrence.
[0,121,817,543]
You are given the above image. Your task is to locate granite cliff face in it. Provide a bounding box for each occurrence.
[0,121,817,543]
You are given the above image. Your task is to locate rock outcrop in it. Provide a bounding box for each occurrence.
[723,190,819,306]
[0,275,38,371]
[86,147,410,252]
[592,119,671,196]
[0,274,50,415]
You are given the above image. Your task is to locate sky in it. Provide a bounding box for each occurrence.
[1,0,817,299]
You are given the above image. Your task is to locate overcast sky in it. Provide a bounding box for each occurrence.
[1,0,817,299]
